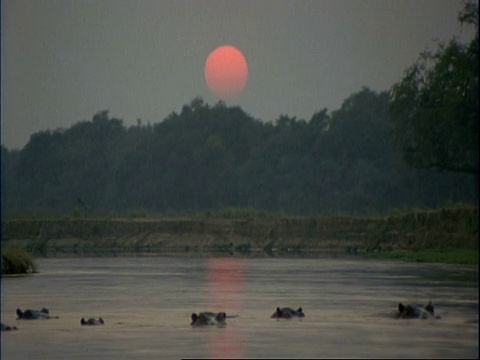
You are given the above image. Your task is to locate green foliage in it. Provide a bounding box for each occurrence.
[1,245,37,274]
[389,1,478,175]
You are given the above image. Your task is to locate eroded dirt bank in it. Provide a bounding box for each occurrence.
[2,208,477,256]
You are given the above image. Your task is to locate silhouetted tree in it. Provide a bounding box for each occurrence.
[389,1,478,176]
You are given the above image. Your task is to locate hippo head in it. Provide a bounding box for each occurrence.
[276,307,291,318]
[398,302,437,319]
[215,312,227,323]
[81,317,104,325]
[191,313,210,325]
[272,307,305,319]
[191,312,227,325]
[398,303,416,318]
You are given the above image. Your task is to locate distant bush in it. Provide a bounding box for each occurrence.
[1,245,37,275]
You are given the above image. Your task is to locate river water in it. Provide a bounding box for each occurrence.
[1,255,478,359]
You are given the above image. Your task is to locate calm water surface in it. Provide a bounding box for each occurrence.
[1,256,478,359]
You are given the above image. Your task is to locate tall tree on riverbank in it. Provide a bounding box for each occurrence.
[389,1,478,176]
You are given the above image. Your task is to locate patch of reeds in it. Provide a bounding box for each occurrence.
[1,245,37,275]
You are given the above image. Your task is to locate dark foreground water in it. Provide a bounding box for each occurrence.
[1,256,478,359]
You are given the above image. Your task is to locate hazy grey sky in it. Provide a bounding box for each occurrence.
[1,0,475,150]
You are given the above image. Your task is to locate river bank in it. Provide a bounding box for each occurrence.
[1,207,477,264]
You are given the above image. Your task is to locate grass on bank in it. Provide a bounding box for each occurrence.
[1,245,37,275]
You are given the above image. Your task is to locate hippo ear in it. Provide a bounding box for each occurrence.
[398,303,405,313]
[424,301,434,315]
[297,307,303,312]
[16,309,22,318]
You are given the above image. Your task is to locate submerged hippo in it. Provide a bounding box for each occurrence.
[396,301,441,319]
[81,317,104,326]
[1,323,18,331]
[271,307,305,319]
[16,308,58,320]
[191,312,227,326]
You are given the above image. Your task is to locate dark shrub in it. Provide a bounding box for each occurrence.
[1,245,37,275]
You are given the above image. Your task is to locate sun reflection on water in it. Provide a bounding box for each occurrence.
[207,257,246,358]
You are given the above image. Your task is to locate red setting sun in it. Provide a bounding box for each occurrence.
[204,45,248,99]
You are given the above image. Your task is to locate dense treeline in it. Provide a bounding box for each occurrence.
[1,87,476,216]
